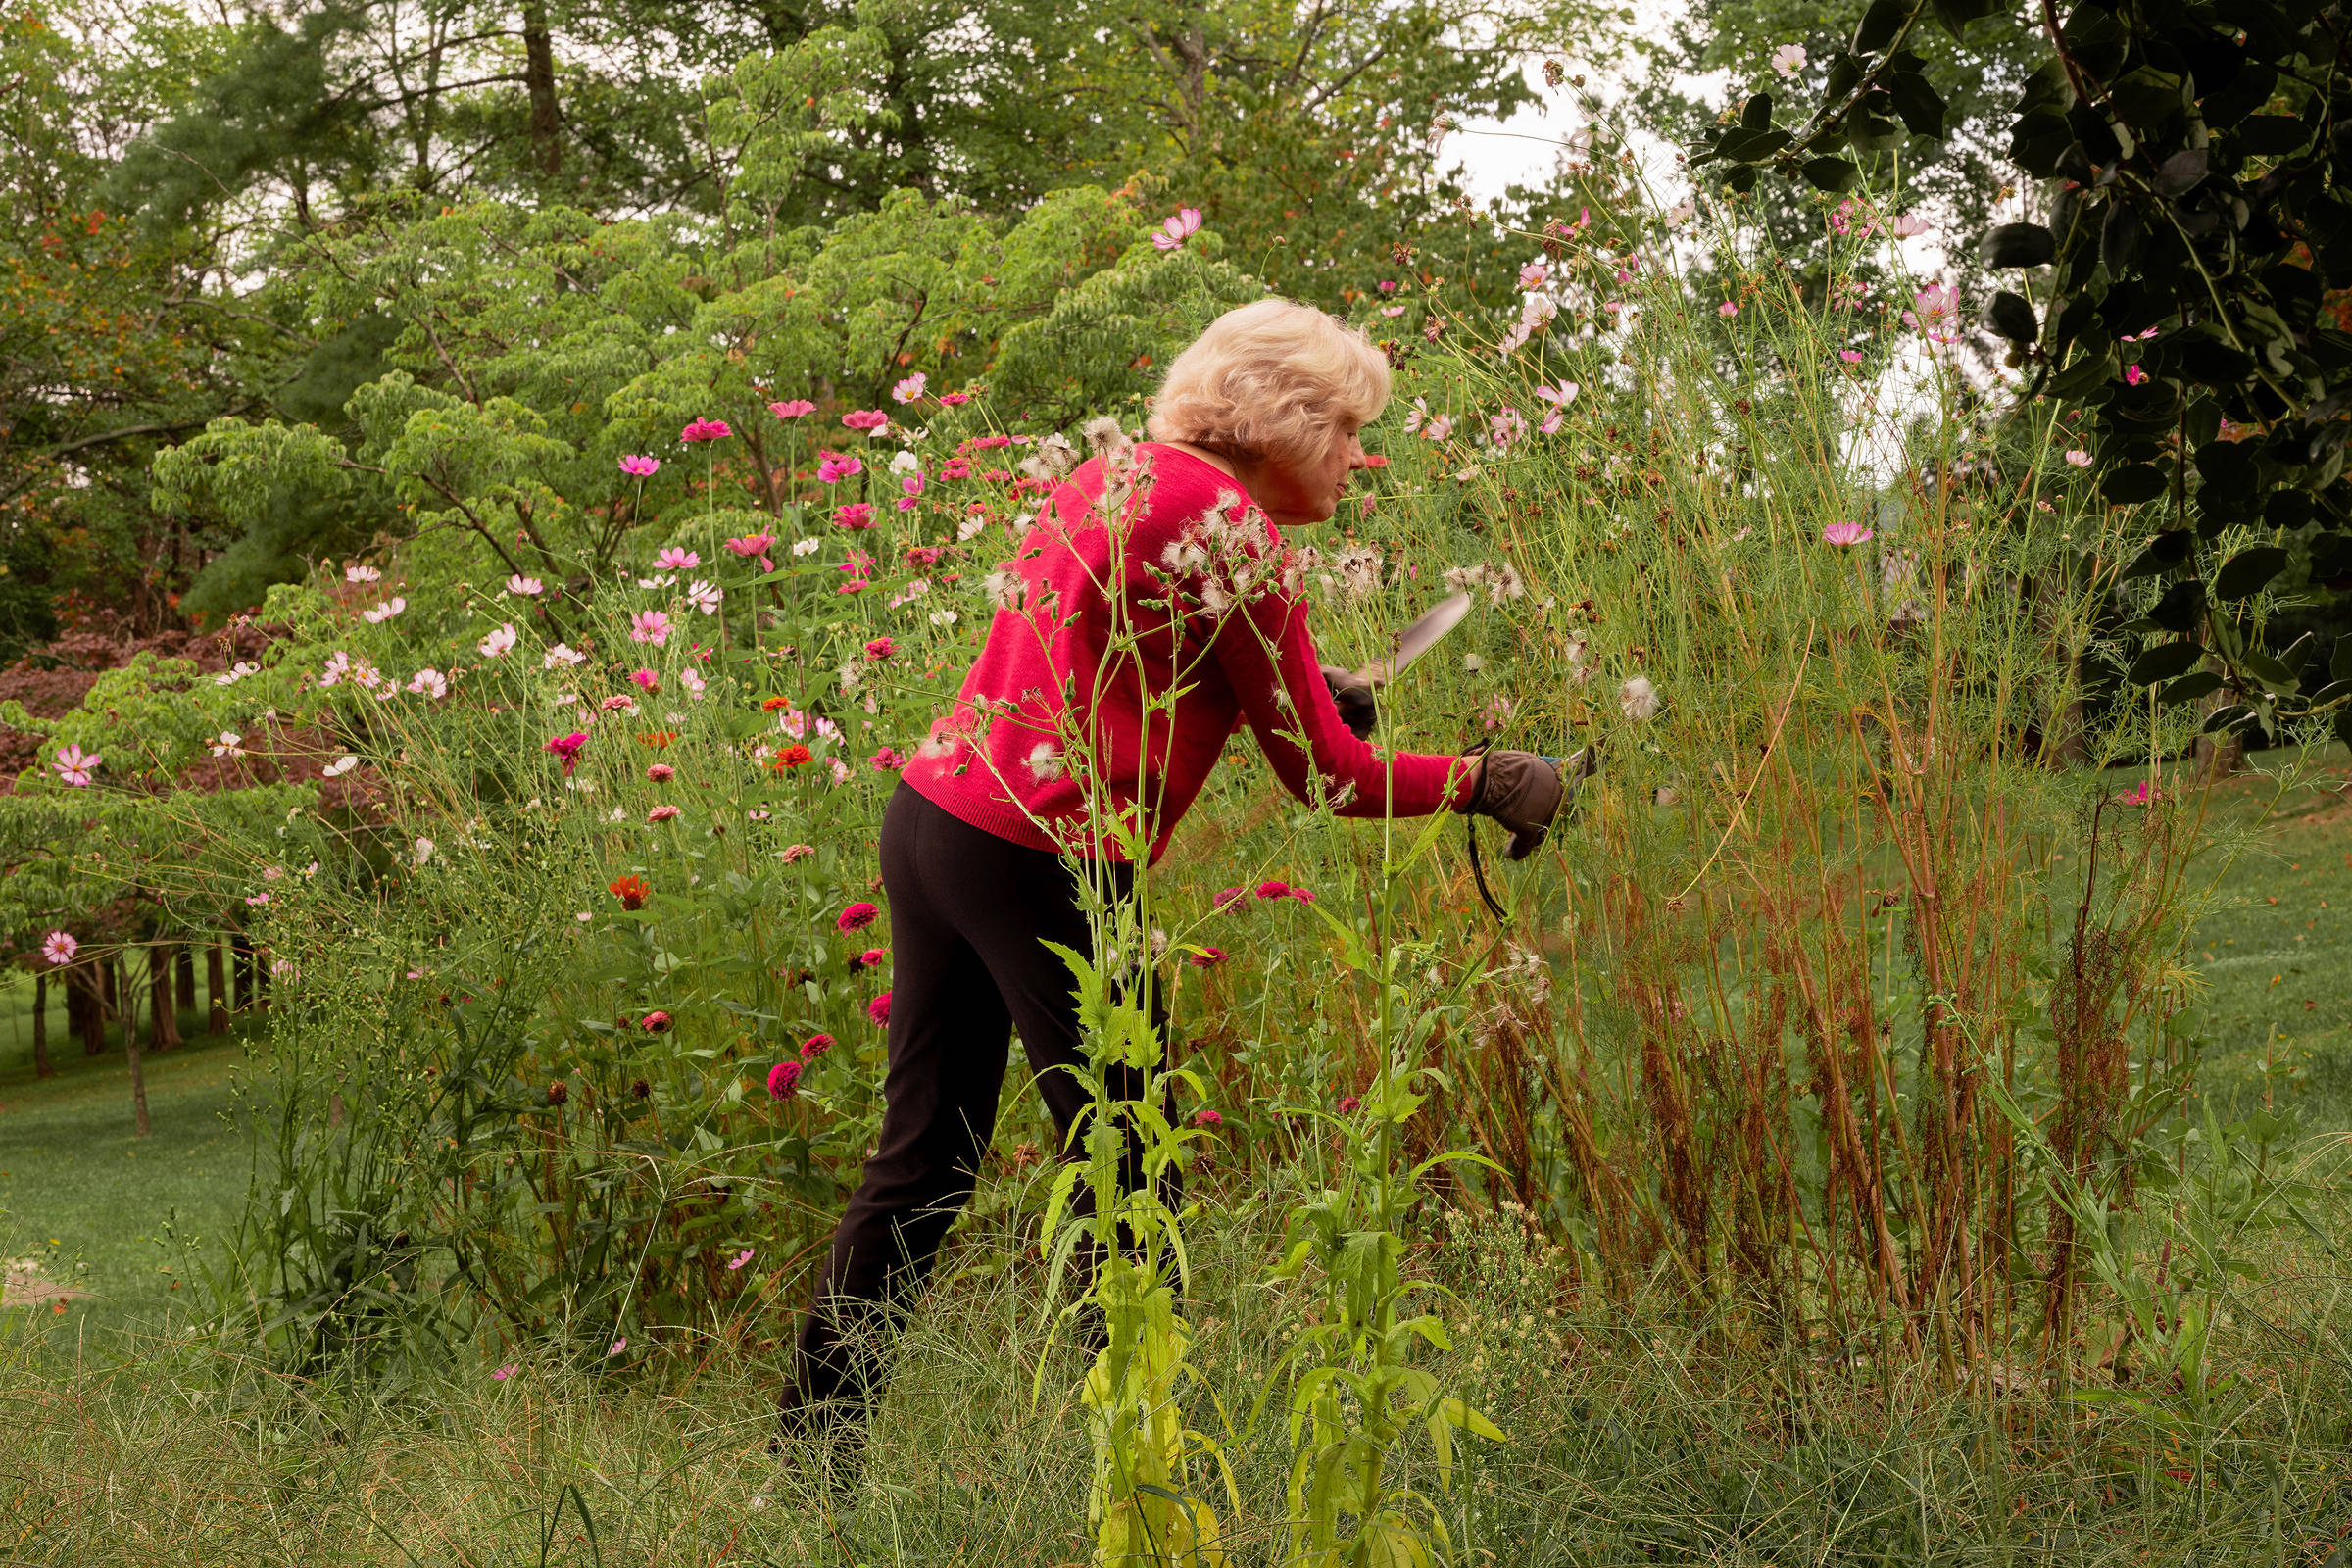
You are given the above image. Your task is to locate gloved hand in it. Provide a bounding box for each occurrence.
[1320,663,1378,740]
[1461,750,1565,860]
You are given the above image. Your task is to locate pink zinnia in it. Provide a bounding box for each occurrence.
[630,610,671,645]
[841,409,889,431]
[837,902,880,933]
[847,949,885,970]
[1338,1095,1360,1113]
[938,391,970,406]
[863,637,895,661]
[641,1010,672,1032]
[1253,879,1292,900]
[1289,887,1316,904]
[646,762,674,781]
[767,1059,804,1100]
[817,453,863,483]
[1194,1108,1222,1127]
[680,417,731,442]
[1212,886,1246,912]
[833,503,875,530]
[768,399,815,419]
[619,455,660,477]
[1822,521,1875,546]
[867,991,892,1027]
[868,747,906,771]
[801,1033,835,1058]
[544,731,587,775]
[646,804,680,822]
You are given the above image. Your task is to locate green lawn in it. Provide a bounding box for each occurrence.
[0,1004,252,1347]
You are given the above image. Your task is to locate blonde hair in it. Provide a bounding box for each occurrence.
[1147,298,1390,468]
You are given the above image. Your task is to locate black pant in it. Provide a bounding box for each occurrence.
[783,782,1171,1428]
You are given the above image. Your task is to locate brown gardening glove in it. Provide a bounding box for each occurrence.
[1460,750,1565,861]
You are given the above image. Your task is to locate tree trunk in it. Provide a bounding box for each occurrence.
[176,944,197,1010]
[149,944,183,1051]
[31,972,51,1078]
[232,933,255,1011]
[122,977,150,1140]
[2193,685,2244,777]
[208,937,229,1035]
[76,961,109,1055]
[521,1,562,176]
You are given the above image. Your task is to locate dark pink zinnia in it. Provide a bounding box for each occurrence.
[544,731,588,776]
[1189,947,1225,968]
[800,1033,835,1060]
[1252,879,1292,900]
[848,948,885,970]
[767,1059,803,1100]
[836,902,879,933]
[867,991,891,1027]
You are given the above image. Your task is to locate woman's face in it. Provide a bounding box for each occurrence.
[1238,424,1371,528]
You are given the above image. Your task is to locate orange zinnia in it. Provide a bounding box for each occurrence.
[761,696,794,711]
[609,874,651,909]
[635,730,678,749]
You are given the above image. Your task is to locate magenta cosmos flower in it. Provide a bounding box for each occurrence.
[630,610,671,646]
[768,399,816,419]
[837,901,879,933]
[42,930,78,964]
[619,455,660,477]
[52,743,101,787]
[833,502,875,530]
[1822,521,1875,546]
[867,991,892,1027]
[1152,208,1203,251]
[544,731,587,775]
[767,1059,803,1099]
[656,547,699,570]
[680,417,731,442]
[817,453,863,483]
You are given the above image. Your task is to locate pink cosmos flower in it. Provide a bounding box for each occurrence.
[42,930,77,964]
[52,743,101,787]
[630,610,671,646]
[2064,449,2092,467]
[837,902,880,933]
[2118,780,2158,807]
[767,1059,804,1099]
[1822,521,1875,546]
[1152,207,1203,250]
[863,637,895,661]
[1518,261,1548,288]
[544,731,587,775]
[939,391,970,406]
[507,574,544,596]
[478,623,518,659]
[630,668,660,693]
[1904,283,1961,344]
[1839,350,1865,363]
[817,453,863,483]
[407,668,448,699]
[891,372,927,404]
[726,1249,755,1270]
[833,503,875,530]
[1189,947,1225,968]
[867,991,892,1027]
[768,399,816,419]
[1194,1108,1222,1127]
[680,418,731,442]
[647,762,674,781]
[656,547,700,570]
[802,1033,835,1058]
[1718,301,1740,318]
[361,597,407,623]
[901,473,926,501]
[646,804,680,823]
[842,409,889,431]
[679,666,707,699]
[608,1338,626,1356]
[620,455,661,477]
[493,1364,518,1381]
[1535,383,1577,434]
[724,532,775,559]
[2125,365,2148,386]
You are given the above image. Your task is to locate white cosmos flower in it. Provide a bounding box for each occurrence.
[543,643,586,668]
[407,668,449,699]
[792,537,821,557]
[687,580,722,615]
[323,755,360,776]
[361,597,407,623]
[929,609,958,627]
[345,564,380,583]
[215,661,259,686]
[210,731,244,758]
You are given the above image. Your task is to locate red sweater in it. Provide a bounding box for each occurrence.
[902,442,1474,861]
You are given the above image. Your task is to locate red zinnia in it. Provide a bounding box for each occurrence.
[766,1059,803,1100]
[771,743,813,770]
[610,874,651,909]
[836,902,879,933]
[867,991,892,1027]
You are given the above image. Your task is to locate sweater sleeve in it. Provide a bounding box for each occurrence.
[1208,571,1476,820]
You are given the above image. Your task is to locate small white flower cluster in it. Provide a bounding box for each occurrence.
[1443,561,1526,605]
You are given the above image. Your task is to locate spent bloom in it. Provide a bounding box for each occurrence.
[892,372,928,403]
[1152,207,1204,250]
[52,743,101,787]
[507,574,544,597]
[679,417,731,442]
[619,455,661,477]
[43,930,78,965]
[1771,42,1807,76]
[630,610,672,646]
[1619,676,1662,722]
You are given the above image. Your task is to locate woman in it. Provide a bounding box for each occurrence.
[782,297,1562,1435]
